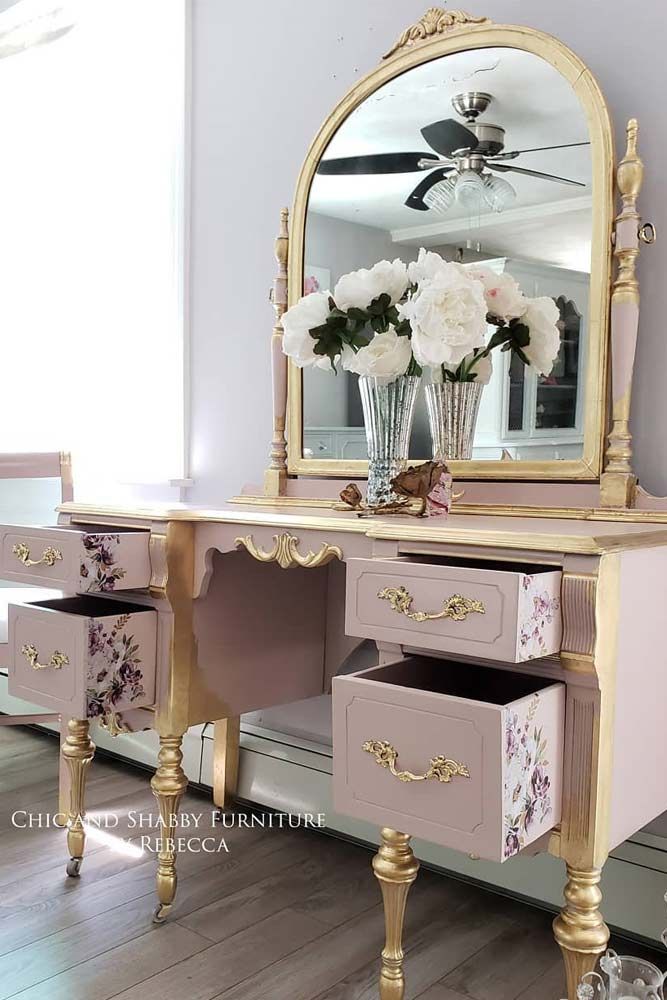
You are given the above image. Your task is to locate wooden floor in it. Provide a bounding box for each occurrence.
[0,728,663,1000]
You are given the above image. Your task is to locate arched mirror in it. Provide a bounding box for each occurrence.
[286,19,613,481]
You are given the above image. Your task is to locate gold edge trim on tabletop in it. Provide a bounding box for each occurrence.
[363,739,470,784]
[234,532,343,569]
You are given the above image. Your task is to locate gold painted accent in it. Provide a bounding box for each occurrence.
[12,542,63,568]
[363,739,470,784]
[601,119,647,508]
[373,829,419,1000]
[378,585,485,622]
[286,21,614,484]
[100,710,131,737]
[213,717,240,809]
[21,643,69,671]
[150,734,188,922]
[553,866,610,1000]
[235,532,343,569]
[148,532,169,595]
[384,6,489,59]
[61,718,95,867]
[264,207,290,497]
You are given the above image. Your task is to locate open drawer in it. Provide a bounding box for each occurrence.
[333,656,565,862]
[0,523,151,591]
[8,595,157,719]
[345,556,563,662]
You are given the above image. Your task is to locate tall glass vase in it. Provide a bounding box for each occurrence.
[358,374,420,506]
[425,381,483,461]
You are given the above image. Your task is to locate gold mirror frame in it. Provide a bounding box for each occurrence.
[286,12,614,482]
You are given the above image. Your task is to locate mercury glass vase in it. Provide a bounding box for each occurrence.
[425,380,484,461]
[358,374,420,506]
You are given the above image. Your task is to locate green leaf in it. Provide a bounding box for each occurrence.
[509,320,530,348]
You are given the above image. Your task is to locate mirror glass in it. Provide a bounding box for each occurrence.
[301,47,593,463]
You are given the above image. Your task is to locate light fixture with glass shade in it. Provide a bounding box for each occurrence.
[423,174,456,213]
[483,173,517,212]
[455,169,485,213]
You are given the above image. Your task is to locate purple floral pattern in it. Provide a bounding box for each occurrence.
[503,695,552,858]
[86,613,145,718]
[80,534,127,592]
[518,573,561,660]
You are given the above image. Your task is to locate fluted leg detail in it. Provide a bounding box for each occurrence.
[372,828,419,1000]
[61,718,95,876]
[553,865,610,999]
[150,734,188,922]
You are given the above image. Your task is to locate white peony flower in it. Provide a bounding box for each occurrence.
[408,248,453,285]
[399,262,487,368]
[282,291,334,368]
[469,267,527,321]
[334,258,408,312]
[341,328,412,382]
[522,296,562,376]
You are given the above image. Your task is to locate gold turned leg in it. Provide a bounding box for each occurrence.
[553,865,610,999]
[372,828,419,1000]
[212,717,240,809]
[150,733,188,924]
[61,718,95,876]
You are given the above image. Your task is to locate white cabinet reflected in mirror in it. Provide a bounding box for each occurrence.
[301,45,593,464]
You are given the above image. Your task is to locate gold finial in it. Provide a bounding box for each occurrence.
[383,6,489,59]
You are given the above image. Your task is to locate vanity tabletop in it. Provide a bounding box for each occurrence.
[57,500,667,556]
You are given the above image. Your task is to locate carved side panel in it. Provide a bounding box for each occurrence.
[561,574,597,657]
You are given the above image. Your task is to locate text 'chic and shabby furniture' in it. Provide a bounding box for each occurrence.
[2,8,666,1000]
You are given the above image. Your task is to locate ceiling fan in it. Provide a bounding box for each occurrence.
[317,92,589,215]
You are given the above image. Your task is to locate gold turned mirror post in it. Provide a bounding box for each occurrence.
[600,119,656,508]
[264,207,290,497]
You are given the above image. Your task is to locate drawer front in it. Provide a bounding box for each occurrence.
[333,661,564,862]
[0,524,151,592]
[345,558,562,662]
[8,599,157,718]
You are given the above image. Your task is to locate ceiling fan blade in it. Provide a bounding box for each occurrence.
[490,141,590,161]
[489,163,585,187]
[405,167,457,211]
[317,152,439,175]
[421,119,478,156]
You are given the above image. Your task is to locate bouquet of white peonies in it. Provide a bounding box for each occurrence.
[282,249,562,385]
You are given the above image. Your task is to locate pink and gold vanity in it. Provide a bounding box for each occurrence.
[1,9,666,1000]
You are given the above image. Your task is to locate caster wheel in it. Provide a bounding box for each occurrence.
[66,857,82,878]
[152,903,171,925]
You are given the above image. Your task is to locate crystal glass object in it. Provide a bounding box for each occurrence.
[577,950,666,1000]
[424,175,456,213]
[425,380,483,461]
[483,173,516,212]
[358,374,420,506]
[455,169,484,212]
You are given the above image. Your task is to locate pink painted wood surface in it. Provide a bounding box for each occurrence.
[192,549,328,722]
[8,599,156,718]
[0,524,150,591]
[609,547,667,849]
[0,588,62,643]
[0,713,59,725]
[271,338,288,436]
[332,658,564,862]
[345,558,562,663]
[611,300,640,405]
[0,453,64,479]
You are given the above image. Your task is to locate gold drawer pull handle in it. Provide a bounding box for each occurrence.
[12,543,63,568]
[377,586,485,623]
[21,644,69,671]
[363,739,470,784]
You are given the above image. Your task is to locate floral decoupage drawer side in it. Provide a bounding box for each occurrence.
[8,596,157,718]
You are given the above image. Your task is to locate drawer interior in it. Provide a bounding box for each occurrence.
[38,523,148,534]
[362,656,553,706]
[400,555,560,575]
[26,596,154,617]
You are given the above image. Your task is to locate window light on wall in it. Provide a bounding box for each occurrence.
[0,0,189,491]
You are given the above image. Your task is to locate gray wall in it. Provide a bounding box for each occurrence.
[189,0,666,502]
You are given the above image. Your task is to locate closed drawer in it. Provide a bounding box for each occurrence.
[345,557,562,662]
[333,657,565,862]
[0,523,150,591]
[8,595,157,718]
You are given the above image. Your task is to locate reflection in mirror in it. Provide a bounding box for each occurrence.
[302,47,592,463]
